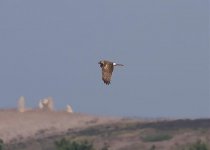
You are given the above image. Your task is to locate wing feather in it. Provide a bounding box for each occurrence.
[102,63,113,85]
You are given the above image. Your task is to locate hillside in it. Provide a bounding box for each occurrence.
[0,110,210,150]
[0,109,119,142]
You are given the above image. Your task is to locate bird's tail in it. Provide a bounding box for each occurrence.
[117,64,124,66]
[114,63,124,66]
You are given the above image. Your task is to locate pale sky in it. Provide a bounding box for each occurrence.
[0,0,209,118]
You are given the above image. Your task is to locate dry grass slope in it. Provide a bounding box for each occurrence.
[0,109,210,150]
[0,109,119,143]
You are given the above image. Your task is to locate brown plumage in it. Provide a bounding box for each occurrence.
[98,60,123,85]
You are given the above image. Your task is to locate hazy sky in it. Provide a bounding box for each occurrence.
[0,0,209,118]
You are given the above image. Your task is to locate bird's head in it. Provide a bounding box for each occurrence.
[98,60,104,68]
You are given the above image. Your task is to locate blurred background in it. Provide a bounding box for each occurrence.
[0,0,209,118]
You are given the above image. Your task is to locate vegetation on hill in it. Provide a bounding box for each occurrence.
[55,138,94,150]
[54,138,110,150]
[0,139,4,150]
[2,117,210,150]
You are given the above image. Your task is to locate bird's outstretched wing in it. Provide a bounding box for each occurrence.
[102,63,113,85]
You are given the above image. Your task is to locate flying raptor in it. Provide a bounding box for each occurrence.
[98,60,123,85]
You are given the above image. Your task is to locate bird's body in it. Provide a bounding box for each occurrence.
[98,60,123,85]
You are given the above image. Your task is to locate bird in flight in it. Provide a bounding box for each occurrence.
[98,60,124,85]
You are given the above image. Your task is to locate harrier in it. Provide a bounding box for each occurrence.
[98,60,123,85]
